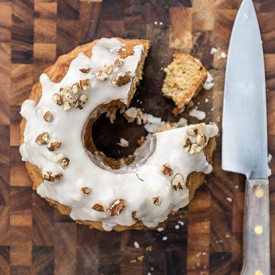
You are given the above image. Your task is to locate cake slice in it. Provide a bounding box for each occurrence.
[162,53,207,115]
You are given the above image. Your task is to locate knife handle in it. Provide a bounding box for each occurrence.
[241,179,270,275]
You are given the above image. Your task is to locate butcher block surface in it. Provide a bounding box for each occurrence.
[1,0,275,274]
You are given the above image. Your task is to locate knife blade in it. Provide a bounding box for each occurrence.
[221,0,270,274]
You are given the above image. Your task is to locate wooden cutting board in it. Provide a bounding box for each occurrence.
[1,0,275,274]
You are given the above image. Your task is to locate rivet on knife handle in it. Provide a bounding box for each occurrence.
[241,179,270,275]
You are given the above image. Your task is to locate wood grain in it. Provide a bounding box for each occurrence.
[1,0,275,274]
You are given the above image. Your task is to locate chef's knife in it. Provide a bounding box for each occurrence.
[221,0,270,274]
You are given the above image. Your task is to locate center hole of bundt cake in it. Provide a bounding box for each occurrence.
[89,110,147,169]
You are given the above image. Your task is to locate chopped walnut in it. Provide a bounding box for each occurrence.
[171,174,184,191]
[104,63,113,75]
[75,95,88,110]
[190,144,202,155]
[96,70,108,81]
[59,85,71,95]
[79,64,91,73]
[52,93,63,106]
[60,157,70,168]
[80,79,90,92]
[54,153,65,162]
[64,92,79,105]
[136,115,142,125]
[92,203,106,212]
[64,102,71,111]
[196,134,207,145]
[153,196,162,206]
[161,163,173,176]
[35,132,50,145]
[186,128,198,137]
[43,111,53,122]
[80,187,92,196]
[42,171,63,182]
[47,138,61,151]
[112,71,133,87]
[113,57,124,67]
[137,256,144,262]
[72,82,80,94]
[183,138,192,152]
[109,199,126,217]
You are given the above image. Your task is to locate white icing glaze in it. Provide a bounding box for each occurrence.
[20,38,219,231]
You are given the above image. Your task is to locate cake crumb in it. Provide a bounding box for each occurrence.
[162,236,168,241]
[146,245,152,252]
[226,197,232,202]
[220,52,227,59]
[210,47,218,54]
[134,241,140,248]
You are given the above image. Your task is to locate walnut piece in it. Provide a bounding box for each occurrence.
[109,199,126,217]
[161,163,173,176]
[75,95,88,110]
[42,171,63,182]
[53,154,69,167]
[80,187,92,196]
[196,134,207,145]
[60,157,70,168]
[63,102,71,111]
[112,71,133,87]
[183,138,192,152]
[190,144,202,155]
[104,63,113,75]
[54,153,65,163]
[96,70,108,81]
[137,256,144,262]
[72,82,80,94]
[43,111,53,122]
[92,203,106,212]
[153,196,162,206]
[113,57,124,67]
[59,85,71,95]
[186,128,198,137]
[80,79,90,92]
[52,93,63,106]
[171,174,184,191]
[64,92,79,105]
[79,65,91,73]
[35,132,50,145]
[47,138,62,151]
